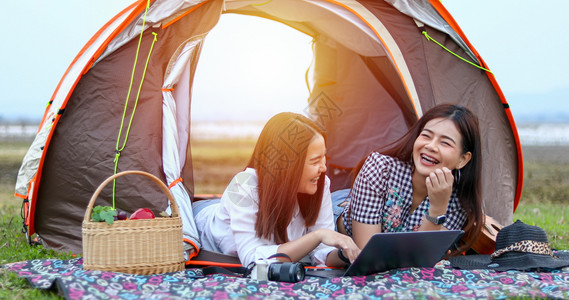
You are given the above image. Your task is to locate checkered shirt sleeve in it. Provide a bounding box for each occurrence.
[349,153,392,225]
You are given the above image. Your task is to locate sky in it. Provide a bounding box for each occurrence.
[1,0,568,123]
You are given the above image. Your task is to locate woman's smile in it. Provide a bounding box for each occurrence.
[298,134,326,194]
[412,118,470,178]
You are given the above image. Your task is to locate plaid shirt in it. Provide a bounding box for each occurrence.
[342,153,467,236]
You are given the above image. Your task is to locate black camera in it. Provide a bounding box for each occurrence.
[251,258,305,282]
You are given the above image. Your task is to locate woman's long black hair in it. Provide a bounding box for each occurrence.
[353,104,483,253]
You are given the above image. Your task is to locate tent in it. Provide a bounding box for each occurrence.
[15,0,523,254]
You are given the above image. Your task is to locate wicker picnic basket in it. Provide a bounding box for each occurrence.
[82,170,185,275]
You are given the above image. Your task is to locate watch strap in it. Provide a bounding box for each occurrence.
[337,248,350,264]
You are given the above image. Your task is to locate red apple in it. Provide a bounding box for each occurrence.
[130,208,155,220]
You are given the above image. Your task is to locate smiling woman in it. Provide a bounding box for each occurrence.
[192,14,314,122]
[193,112,360,268]
[337,104,484,255]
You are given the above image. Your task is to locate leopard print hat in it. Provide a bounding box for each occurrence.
[449,220,569,271]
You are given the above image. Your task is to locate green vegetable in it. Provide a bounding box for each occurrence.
[91,205,118,225]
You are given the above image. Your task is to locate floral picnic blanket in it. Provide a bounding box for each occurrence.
[3,257,569,299]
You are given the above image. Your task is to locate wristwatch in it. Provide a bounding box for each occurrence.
[337,248,350,264]
[425,213,446,225]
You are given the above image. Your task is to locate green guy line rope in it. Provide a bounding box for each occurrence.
[112,0,157,209]
[422,30,493,74]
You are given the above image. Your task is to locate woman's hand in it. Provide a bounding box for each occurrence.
[425,167,453,215]
[277,228,360,267]
[316,229,361,265]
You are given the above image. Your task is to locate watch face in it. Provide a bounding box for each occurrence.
[426,214,446,225]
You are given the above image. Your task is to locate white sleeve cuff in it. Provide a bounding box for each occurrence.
[311,244,335,266]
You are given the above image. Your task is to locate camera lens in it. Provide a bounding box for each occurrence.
[268,262,305,282]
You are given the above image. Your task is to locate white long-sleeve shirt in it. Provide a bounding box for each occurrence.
[194,168,336,267]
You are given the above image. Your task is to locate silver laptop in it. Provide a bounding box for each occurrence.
[307,230,464,277]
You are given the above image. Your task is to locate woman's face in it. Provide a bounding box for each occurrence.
[297,133,327,195]
[412,118,472,178]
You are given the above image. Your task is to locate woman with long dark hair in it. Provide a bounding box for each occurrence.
[194,112,360,267]
[336,104,483,254]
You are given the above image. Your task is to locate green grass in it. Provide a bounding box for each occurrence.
[0,203,74,299]
[512,202,568,250]
[1,141,568,299]
[0,271,62,300]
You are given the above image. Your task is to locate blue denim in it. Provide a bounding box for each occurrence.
[192,198,221,217]
[331,188,351,231]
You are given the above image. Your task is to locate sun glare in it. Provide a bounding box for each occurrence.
[191,14,314,122]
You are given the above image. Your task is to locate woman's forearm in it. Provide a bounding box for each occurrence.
[277,228,359,267]
[276,229,324,262]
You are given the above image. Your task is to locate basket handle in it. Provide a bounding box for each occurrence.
[83,170,180,223]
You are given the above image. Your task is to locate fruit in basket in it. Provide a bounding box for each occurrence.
[117,211,128,220]
[130,208,155,220]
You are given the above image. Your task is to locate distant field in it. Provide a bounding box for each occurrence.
[191,138,257,194]
[520,145,569,204]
